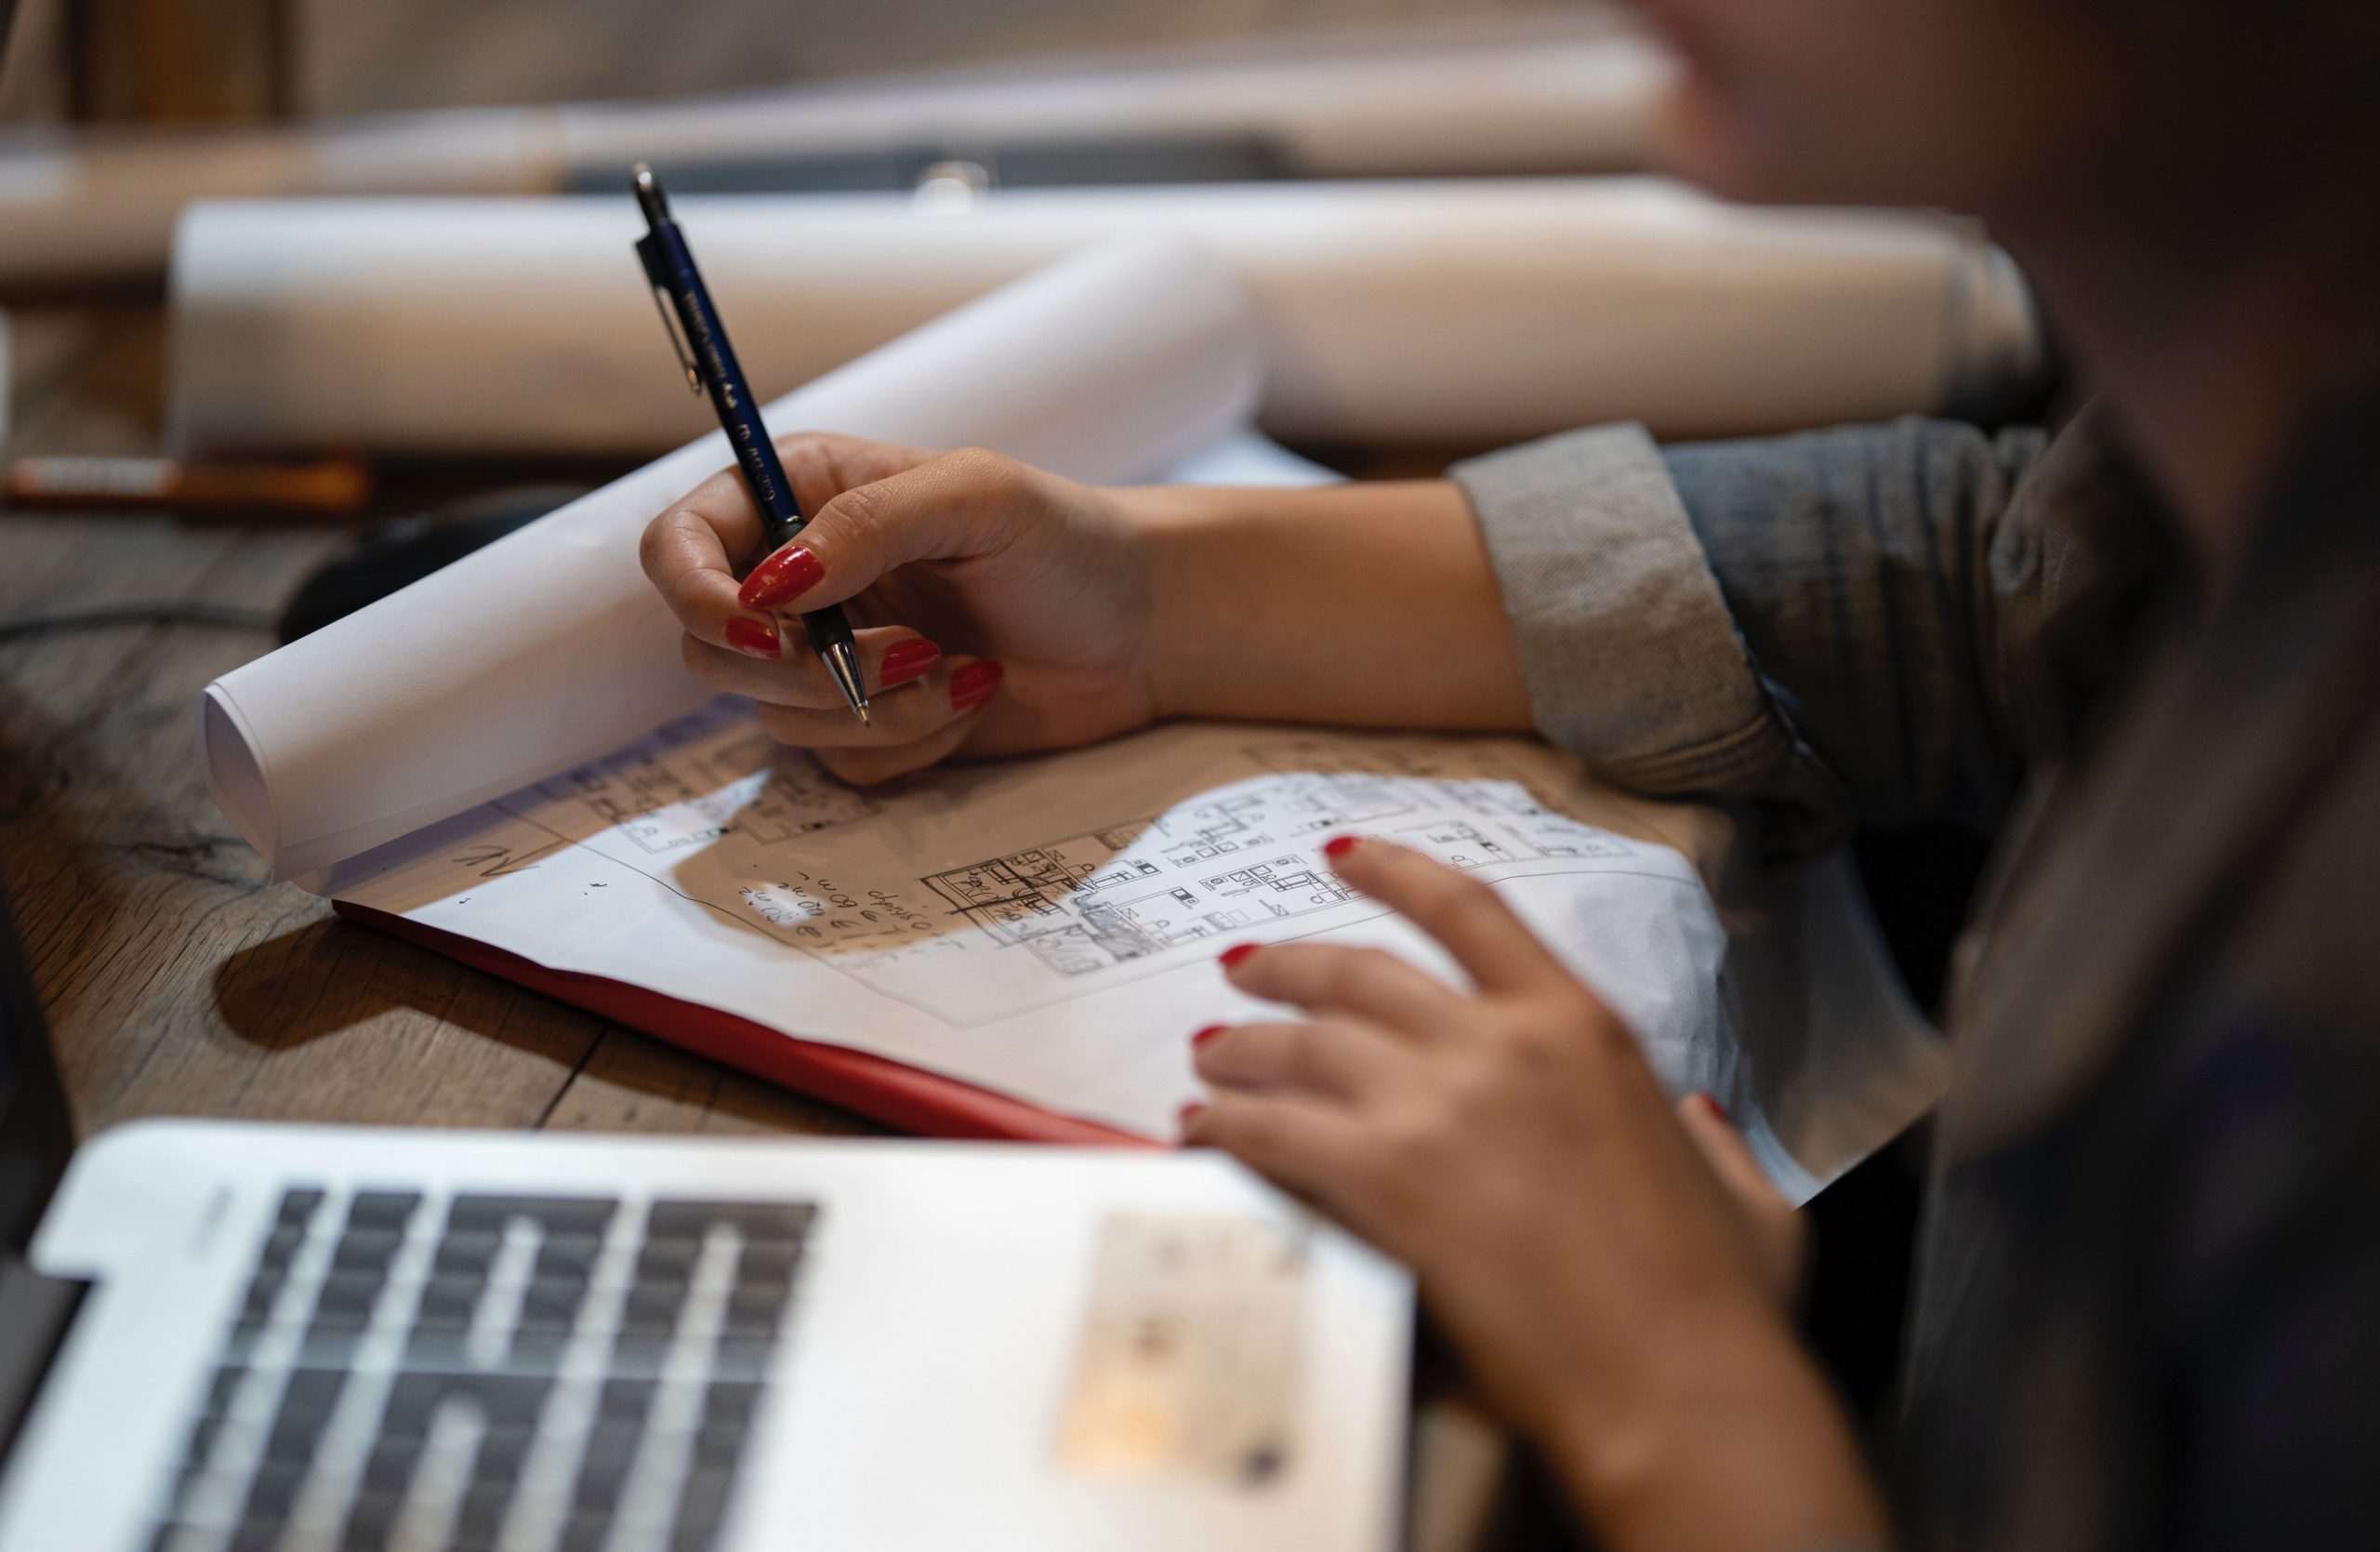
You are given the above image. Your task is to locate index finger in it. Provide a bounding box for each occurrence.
[641,433,942,648]
[640,462,767,649]
[1323,836,1570,994]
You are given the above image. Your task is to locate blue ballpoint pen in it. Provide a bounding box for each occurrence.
[631,163,871,724]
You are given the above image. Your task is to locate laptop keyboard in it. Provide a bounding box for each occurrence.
[146,1186,817,1552]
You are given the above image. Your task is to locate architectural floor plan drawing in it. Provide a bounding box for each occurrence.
[330,704,1776,1138]
[338,704,1702,1030]
[920,772,1633,979]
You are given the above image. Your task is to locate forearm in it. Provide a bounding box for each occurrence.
[1541,1304,1891,1552]
[1130,480,1535,730]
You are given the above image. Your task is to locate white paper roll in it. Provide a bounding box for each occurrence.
[196,239,1260,881]
[167,179,2042,455]
[0,15,1667,288]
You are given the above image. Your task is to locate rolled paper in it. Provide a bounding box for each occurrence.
[197,238,1261,880]
[167,179,2042,455]
[0,15,1668,288]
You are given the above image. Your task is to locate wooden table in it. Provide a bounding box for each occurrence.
[1,304,872,1144]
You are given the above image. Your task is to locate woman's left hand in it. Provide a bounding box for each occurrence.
[1185,836,1887,1552]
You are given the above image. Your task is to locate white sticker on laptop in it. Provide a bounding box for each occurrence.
[1056,1211,1309,1487]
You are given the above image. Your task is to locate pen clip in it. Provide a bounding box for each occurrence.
[646,285,703,395]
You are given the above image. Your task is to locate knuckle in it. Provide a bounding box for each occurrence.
[1495,1016,1568,1077]
[824,478,891,540]
[637,511,678,580]
[944,445,1023,496]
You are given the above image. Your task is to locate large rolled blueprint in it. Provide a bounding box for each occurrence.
[196,239,1260,882]
[0,12,1668,288]
[167,179,2043,455]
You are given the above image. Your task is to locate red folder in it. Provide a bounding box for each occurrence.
[336,901,1156,1148]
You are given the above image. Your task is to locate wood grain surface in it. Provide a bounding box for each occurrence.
[0,306,874,1146]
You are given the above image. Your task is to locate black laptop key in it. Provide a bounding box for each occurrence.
[412,1271,488,1330]
[345,1191,422,1230]
[205,1364,246,1415]
[621,1283,685,1334]
[600,1376,656,1424]
[312,1268,387,1321]
[238,1457,309,1519]
[300,1319,369,1371]
[670,1466,739,1547]
[430,1227,505,1272]
[703,1378,761,1425]
[447,1194,619,1236]
[534,1230,606,1276]
[504,1328,571,1373]
[710,1336,776,1381]
[517,1276,590,1328]
[263,1368,348,1461]
[329,1227,405,1278]
[380,1372,555,1443]
[235,1273,283,1330]
[647,1200,816,1244]
[691,1419,746,1466]
[258,1222,308,1271]
[557,1515,615,1552]
[603,1333,673,1379]
[336,1489,403,1551]
[632,1236,702,1281]
[360,1436,421,1496]
[734,1240,804,1284]
[452,1480,522,1543]
[472,1423,538,1480]
[276,1187,327,1228]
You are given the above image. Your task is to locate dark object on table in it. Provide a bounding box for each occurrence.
[277,484,589,643]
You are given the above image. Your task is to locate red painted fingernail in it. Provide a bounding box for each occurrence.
[1218,944,1260,970]
[1178,1101,1209,1131]
[1191,1024,1228,1048]
[879,638,942,687]
[738,544,826,610]
[722,617,782,658]
[948,658,1005,711]
[1322,834,1363,860]
[1690,1092,1726,1120]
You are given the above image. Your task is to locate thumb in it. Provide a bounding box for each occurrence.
[1677,1093,1806,1307]
[743,446,1032,614]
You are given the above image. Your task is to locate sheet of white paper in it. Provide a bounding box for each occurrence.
[196,239,1260,881]
[166,179,2043,455]
[314,711,1940,1200]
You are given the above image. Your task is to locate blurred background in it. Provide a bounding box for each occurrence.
[1,0,1568,124]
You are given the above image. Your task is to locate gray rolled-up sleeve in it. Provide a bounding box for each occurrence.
[1453,422,1852,853]
[1454,409,2161,853]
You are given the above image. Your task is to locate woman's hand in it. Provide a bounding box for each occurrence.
[1186,836,1886,1552]
[643,435,1540,782]
[641,434,1161,784]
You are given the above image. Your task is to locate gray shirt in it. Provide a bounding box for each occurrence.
[1452,396,2380,1551]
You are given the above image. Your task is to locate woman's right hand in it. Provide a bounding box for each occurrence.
[641,433,1162,784]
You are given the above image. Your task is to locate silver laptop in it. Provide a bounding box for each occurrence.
[0,895,1411,1552]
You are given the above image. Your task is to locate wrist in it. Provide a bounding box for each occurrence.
[1541,1305,1889,1552]
[1117,484,1246,723]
